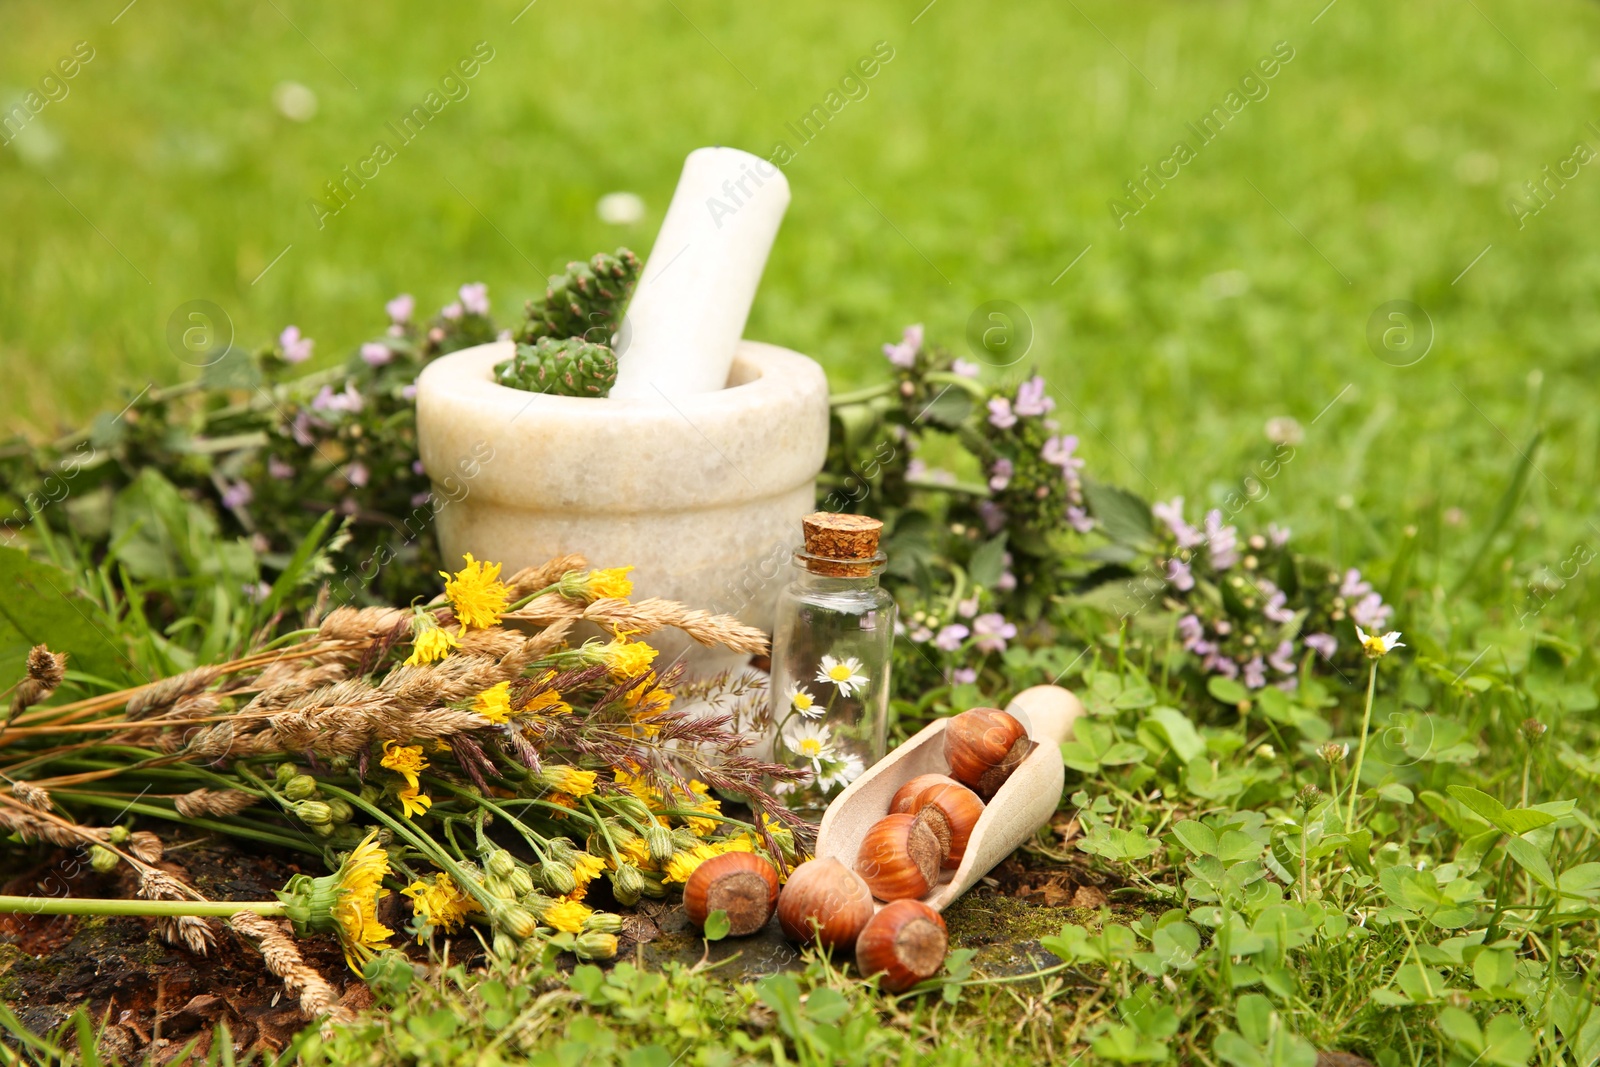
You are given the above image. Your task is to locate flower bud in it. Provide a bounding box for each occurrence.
[583,911,623,934]
[611,863,644,906]
[519,892,555,920]
[360,784,382,804]
[645,825,675,866]
[108,825,131,844]
[494,905,538,941]
[493,932,519,960]
[638,872,667,899]
[538,860,576,896]
[325,798,354,824]
[295,800,334,826]
[311,820,335,837]
[1295,783,1322,810]
[1317,742,1349,767]
[1521,718,1548,746]
[670,827,700,851]
[486,849,517,879]
[508,867,535,897]
[484,875,517,902]
[574,932,618,961]
[545,837,578,866]
[275,762,299,785]
[284,774,318,801]
[89,845,119,873]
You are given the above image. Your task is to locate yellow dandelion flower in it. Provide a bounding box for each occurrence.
[381,741,428,790]
[663,844,721,884]
[278,831,393,972]
[402,872,483,941]
[473,681,512,725]
[542,899,592,933]
[398,783,432,819]
[614,769,663,806]
[406,614,459,666]
[542,766,597,799]
[605,832,650,871]
[685,799,723,838]
[546,792,576,815]
[522,687,571,717]
[568,853,608,900]
[595,637,656,680]
[333,886,393,972]
[439,553,510,630]
[584,566,635,600]
[626,681,674,718]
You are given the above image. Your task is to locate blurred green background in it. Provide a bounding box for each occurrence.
[3,0,1598,576]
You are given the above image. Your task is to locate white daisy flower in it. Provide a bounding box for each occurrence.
[819,753,865,792]
[782,719,834,771]
[786,683,822,719]
[815,655,869,698]
[1355,625,1404,659]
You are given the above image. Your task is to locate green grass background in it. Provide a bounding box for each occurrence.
[4,0,1599,584]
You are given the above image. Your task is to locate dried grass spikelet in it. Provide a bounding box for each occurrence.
[137,869,216,954]
[313,605,412,646]
[127,831,164,864]
[173,788,258,818]
[10,780,52,811]
[10,645,67,717]
[507,594,768,654]
[0,796,110,850]
[239,662,350,714]
[505,553,589,598]
[231,911,348,1023]
[125,665,224,720]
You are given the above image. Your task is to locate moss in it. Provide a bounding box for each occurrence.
[940,894,1103,976]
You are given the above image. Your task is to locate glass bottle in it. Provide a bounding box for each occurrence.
[768,512,896,813]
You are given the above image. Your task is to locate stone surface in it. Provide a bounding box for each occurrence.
[416,340,830,676]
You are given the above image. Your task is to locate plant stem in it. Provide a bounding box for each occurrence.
[1346,659,1378,831]
[0,895,284,918]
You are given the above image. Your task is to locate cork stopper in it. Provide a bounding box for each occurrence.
[801,512,884,577]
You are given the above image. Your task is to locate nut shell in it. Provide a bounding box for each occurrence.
[943,707,1037,800]
[777,857,875,949]
[889,773,963,814]
[855,899,949,992]
[855,812,941,901]
[683,852,780,936]
[901,781,984,869]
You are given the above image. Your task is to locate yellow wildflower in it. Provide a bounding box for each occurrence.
[605,832,650,871]
[405,613,459,666]
[568,853,607,899]
[542,898,592,933]
[594,637,656,680]
[398,783,432,818]
[402,872,483,940]
[614,769,663,806]
[473,681,512,724]
[584,566,635,600]
[522,687,571,717]
[663,844,721,884]
[331,832,394,970]
[440,553,510,630]
[541,766,597,799]
[381,741,428,790]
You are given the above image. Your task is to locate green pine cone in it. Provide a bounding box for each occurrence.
[494,337,619,398]
[518,248,641,346]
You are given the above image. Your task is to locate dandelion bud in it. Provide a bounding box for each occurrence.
[89,845,119,873]
[671,827,700,851]
[583,911,623,934]
[520,891,555,919]
[538,861,577,896]
[1521,718,1548,746]
[574,932,619,961]
[638,872,668,899]
[284,774,318,801]
[611,863,644,906]
[486,849,517,879]
[544,837,578,866]
[645,825,674,866]
[311,820,335,837]
[325,798,354,824]
[494,905,539,941]
[484,875,517,902]
[108,825,131,844]
[493,932,519,960]
[1317,742,1349,767]
[295,800,334,826]
[360,784,382,804]
[508,867,535,897]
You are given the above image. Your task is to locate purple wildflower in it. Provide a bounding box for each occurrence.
[908,624,933,643]
[1041,434,1082,471]
[279,325,313,364]
[346,462,369,488]
[1268,523,1291,547]
[987,397,1017,429]
[1350,593,1393,630]
[361,342,393,367]
[957,594,980,619]
[411,491,432,508]
[882,323,922,368]
[907,459,928,480]
[222,481,253,509]
[1166,557,1194,591]
[1205,509,1239,570]
[1013,375,1054,417]
[972,613,1017,653]
[441,301,464,321]
[1243,656,1267,689]
[1205,653,1240,680]
[1304,632,1338,660]
[1268,640,1296,674]
[386,293,414,325]
[459,282,489,316]
[1177,614,1205,650]
[411,459,426,475]
[312,382,364,415]
[1339,568,1372,599]
[243,581,272,603]
[1153,497,1204,549]
[998,570,1017,593]
[267,456,294,480]
[291,411,321,447]
[1066,506,1094,533]
[952,359,980,379]
[978,500,1007,534]
[402,383,418,401]
[989,457,1014,491]
[949,667,978,686]
[934,624,970,652]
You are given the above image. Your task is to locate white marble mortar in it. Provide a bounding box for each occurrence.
[415,339,831,676]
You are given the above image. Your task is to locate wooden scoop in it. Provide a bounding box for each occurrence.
[813,684,1085,911]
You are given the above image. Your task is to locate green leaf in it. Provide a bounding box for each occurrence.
[1505,836,1556,890]
[0,545,131,688]
[1472,948,1517,993]
[1437,1007,1483,1051]
[702,909,732,941]
[1447,785,1557,836]
[1207,676,1250,706]
[968,533,1009,588]
[1142,707,1205,763]
[1083,479,1154,547]
[1171,820,1218,857]
[1481,1014,1536,1067]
